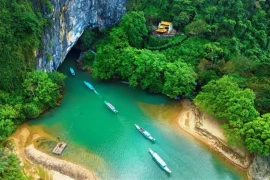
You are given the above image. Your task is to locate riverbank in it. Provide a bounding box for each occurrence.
[25,144,95,180]
[8,124,96,180]
[177,99,251,171]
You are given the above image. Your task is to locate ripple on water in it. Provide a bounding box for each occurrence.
[27,49,245,180]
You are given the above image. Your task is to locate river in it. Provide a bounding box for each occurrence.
[28,49,244,180]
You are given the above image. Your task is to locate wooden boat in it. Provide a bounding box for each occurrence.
[135,124,155,142]
[149,148,171,174]
[84,81,95,90]
[104,101,118,113]
[70,67,75,76]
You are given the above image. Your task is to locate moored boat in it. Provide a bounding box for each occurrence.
[135,124,155,142]
[148,148,171,174]
[120,81,129,84]
[70,67,75,76]
[84,81,95,90]
[104,101,118,113]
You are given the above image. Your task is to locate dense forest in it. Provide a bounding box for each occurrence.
[81,0,270,156]
[1,0,270,178]
[0,0,63,178]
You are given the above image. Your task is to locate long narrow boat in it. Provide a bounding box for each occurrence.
[84,81,95,90]
[104,101,118,113]
[135,124,155,142]
[149,148,172,174]
[70,67,75,76]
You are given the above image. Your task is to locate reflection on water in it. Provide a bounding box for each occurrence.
[28,49,244,180]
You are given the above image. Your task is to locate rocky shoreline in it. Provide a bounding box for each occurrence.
[9,125,97,180]
[177,100,251,170]
[248,155,270,180]
[9,101,270,179]
[177,99,270,180]
[25,145,95,180]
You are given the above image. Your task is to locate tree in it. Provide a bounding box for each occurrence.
[23,71,59,108]
[120,11,147,48]
[171,0,200,29]
[229,56,257,76]
[0,0,42,91]
[47,72,66,87]
[92,44,121,80]
[194,76,258,122]
[23,103,41,118]
[198,70,219,86]
[185,19,209,35]
[109,27,129,48]
[0,147,25,179]
[82,51,95,67]
[118,47,166,92]
[247,77,270,114]
[80,29,97,50]
[243,114,270,156]
[203,42,224,64]
[0,119,14,141]
[163,60,197,97]
[194,76,259,145]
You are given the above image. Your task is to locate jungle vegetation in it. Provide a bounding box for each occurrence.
[80,0,270,156]
[0,0,65,178]
[1,1,270,178]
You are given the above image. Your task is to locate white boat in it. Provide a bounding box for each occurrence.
[70,67,75,76]
[84,81,95,90]
[149,148,172,174]
[135,124,155,142]
[104,101,118,113]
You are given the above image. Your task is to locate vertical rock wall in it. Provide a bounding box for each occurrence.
[36,0,126,71]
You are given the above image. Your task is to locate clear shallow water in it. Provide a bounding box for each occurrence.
[28,50,244,180]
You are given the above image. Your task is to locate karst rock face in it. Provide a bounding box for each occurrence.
[35,0,126,71]
[248,155,270,180]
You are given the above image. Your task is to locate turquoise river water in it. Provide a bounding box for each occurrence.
[28,50,244,180]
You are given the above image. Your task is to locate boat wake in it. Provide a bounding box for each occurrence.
[117,115,128,126]
[94,90,100,95]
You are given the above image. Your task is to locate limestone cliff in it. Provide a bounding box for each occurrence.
[248,155,270,180]
[35,0,126,71]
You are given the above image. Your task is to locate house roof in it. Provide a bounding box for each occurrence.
[156,28,167,33]
[158,25,166,29]
[160,21,172,26]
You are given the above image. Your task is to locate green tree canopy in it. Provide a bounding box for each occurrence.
[92,44,121,80]
[0,119,14,141]
[23,71,60,109]
[194,76,259,122]
[80,29,97,50]
[0,147,25,179]
[246,77,270,114]
[163,60,196,97]
[184,19,209,35]
[243,113,270,156]
[119,47,166,92]
[120,11,147,48]
[0,0,42,91]
[194,76,259,145]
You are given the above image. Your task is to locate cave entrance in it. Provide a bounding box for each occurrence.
[57,47,81,74]
[57,27,99,72]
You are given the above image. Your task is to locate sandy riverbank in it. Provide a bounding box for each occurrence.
[8,124,96,180]
[177,99,251,170]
